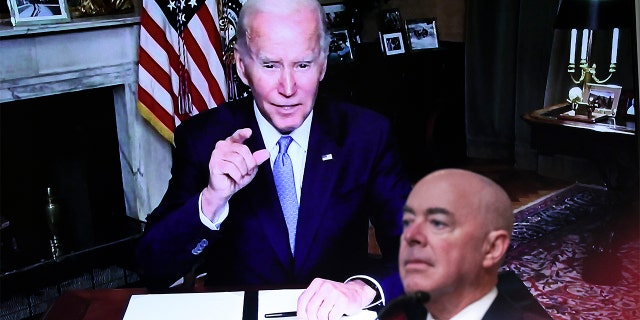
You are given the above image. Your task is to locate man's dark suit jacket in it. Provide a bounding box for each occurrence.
[381,291,552,320]
[379,272,552,320]
[135,94,412,300]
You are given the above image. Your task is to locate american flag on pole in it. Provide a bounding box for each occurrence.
[136,0,229,143]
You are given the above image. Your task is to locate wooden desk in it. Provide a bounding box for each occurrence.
[40,288,147,320]
[39,271,550,320]
[523,103,637,187]
[40,284,290,320]
[523,103,636,136]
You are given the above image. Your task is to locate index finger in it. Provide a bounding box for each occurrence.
[226,128,253,144]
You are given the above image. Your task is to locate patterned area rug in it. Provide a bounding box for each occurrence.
[500,183,640,319]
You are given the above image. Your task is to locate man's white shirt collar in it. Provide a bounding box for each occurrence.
[254,103,310,202]
[254,103,312,160]
[426,287,498,320]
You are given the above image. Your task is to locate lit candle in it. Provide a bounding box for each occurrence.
[569,29,577,64]
[611,28,619,64]
[580,29,588,60]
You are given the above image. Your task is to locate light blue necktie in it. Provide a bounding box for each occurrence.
[273,136,298,255]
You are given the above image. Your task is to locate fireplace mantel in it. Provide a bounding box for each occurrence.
[0,13,139,38]
[0,13,171,221]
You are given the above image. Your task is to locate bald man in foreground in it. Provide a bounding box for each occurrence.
[394,169,549,320]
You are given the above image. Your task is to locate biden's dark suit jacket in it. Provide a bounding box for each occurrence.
[135,94,412,300]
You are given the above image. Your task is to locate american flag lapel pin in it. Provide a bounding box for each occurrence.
[322,154,333,161]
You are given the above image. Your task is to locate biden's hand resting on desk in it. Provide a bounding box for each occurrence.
[297,278,377,320]
[201,128,270,221]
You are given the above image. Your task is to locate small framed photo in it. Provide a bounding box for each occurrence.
[7,0,71,26]
[328,29,354,64]
[378,8,404,34]
[406,18,439,51]
[583,83,622,115]
[322,3,349,29]
[381,32,405,56]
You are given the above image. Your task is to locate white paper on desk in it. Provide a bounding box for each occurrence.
[122,291,244,320]
[258,289,377,320]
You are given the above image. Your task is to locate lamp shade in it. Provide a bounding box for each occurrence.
[555,0,635,29]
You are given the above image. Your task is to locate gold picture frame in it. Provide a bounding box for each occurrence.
[7,0,71,26]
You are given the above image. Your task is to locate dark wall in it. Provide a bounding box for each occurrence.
[321,41,466,182]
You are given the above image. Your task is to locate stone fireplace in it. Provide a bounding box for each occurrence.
[0,14,171,223]
[0,13,174,318]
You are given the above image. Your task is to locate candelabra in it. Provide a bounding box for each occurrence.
[567,28,619,94]
[556,0,634,104]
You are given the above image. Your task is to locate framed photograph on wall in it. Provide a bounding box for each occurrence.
[381,32,405,56]
[583,83,622,115]
[322,2,348,29]
[406,17,439,51]
[328,29,354,64]
[7,0,71,26]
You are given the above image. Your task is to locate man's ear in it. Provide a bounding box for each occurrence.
[234,47,250,86]
[482,230,510,268]
[319,56,328,81]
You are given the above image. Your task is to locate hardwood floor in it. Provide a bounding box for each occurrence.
[457,158,573,209]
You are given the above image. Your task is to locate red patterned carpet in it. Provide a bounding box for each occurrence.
[501,183,640,319]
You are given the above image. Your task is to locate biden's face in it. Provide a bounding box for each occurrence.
[235,8,327,134]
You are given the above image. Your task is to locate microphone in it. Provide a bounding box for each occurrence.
[377,291,430,320]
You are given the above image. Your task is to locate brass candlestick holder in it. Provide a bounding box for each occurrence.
[45,187,63,260]
[566,28,618,93]
[568,61,616,94]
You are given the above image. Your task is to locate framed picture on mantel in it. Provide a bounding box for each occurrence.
[406,17,439,51]
[322,2,348,30]
[381,32,405,56]
[7,0,71,26]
